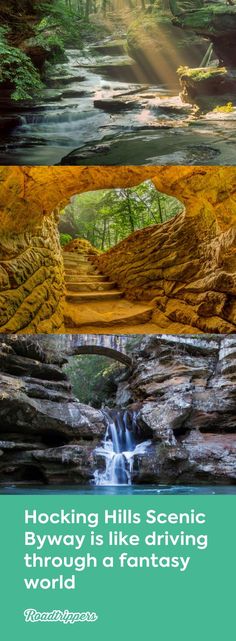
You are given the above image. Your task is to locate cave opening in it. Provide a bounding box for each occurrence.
[58,179,184,252]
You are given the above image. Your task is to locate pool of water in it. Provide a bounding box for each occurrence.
[1,484,235,495]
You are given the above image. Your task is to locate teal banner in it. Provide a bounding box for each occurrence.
[0,495,234,640]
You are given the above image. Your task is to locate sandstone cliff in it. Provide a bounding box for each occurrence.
[0,336,106,485]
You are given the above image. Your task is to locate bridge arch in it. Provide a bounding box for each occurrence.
[67,345,133,367]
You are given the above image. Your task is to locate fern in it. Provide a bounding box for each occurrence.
[0,27,44,101]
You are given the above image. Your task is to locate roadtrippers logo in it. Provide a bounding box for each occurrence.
[24,609,98,624]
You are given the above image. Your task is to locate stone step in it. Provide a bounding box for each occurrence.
[66,274,108,282]
[64,258,95,265]
[65,281,117,292]
[64,267,99,275]
[65,300,154,328]
[64,252,91,258]
[65,290,123,302]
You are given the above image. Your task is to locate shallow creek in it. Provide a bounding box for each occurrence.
[0,35,236,165]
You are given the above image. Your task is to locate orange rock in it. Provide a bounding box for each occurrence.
[0,166,235,333]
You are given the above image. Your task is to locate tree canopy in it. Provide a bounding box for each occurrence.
[59,180,184,251]
[64,354,120,407]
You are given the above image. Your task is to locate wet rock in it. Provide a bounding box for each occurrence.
[47,75,86,87]
[91,39,126,56]
[118,335,236,484]
[61,89,86,99]
[60,143,111,163]
[86,61,145,83]
[94,98,136,112]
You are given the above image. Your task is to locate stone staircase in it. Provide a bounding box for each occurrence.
[64,253,124,302]
[63,252,154,331]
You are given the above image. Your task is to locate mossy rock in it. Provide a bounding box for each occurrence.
[178,65,236,110]
[171,4,236,67]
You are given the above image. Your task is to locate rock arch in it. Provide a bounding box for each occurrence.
[67,344,132,366]
[0,166,236,333]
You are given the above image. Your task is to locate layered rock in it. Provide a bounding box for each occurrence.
[170,1,236,67]
[116,335,236,484]
[0,336,106,484]
[0,166,236,333]
[0,334,236,486]
[0,213,65,333]
[170,1,236,108]
[94,170,236,333]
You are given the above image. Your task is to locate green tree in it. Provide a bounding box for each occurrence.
[59,180,183,251]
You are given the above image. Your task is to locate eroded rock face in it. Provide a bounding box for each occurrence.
[0,337,106,485]
[0,214,65,334]
[170,2,236,67]
[116,335,236,484]
[170,2,236,108]
[0,166,236,333]
[95,177,236,333]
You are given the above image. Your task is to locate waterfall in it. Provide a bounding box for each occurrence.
[94,409,151,486]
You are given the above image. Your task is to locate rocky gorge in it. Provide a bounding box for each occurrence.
[0,334,235,488]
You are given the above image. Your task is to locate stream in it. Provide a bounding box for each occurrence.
[1,34,236,166]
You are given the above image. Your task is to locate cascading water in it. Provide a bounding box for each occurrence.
[94,409,151,486]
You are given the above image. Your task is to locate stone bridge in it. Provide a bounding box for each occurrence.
[63,335,133,367]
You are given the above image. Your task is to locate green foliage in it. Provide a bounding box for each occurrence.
[213,101,234,113]
[64,355,120,407]
[59,180,183,252]
[60,233,73,246]
[0,27,44,101]
[177,65,227,82]
[34,28,65,57]
[38,1,85,46]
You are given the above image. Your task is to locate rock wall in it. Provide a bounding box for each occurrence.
[0,214,65,333]
[116,335,236,485]
[0,336,106,485]
[94,167,236,333]
[170,1,236,67]
[0,166,236,333]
